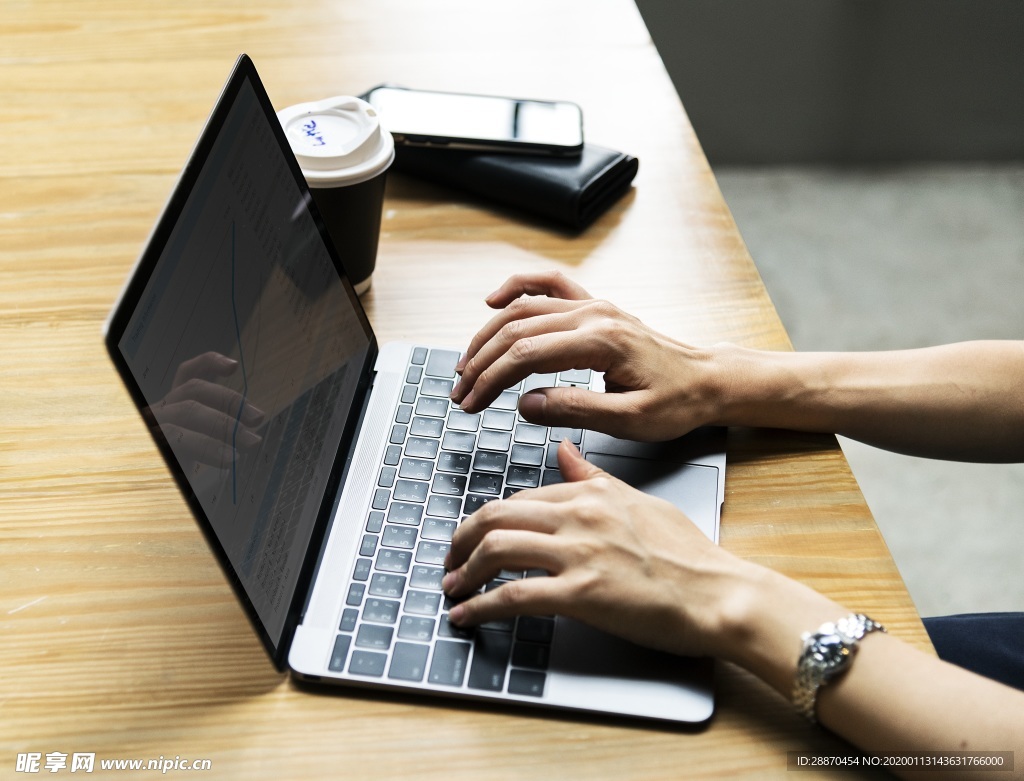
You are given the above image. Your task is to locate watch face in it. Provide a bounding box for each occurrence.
[811,632,852,671]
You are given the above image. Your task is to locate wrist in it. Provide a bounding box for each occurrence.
[711,560,845,697]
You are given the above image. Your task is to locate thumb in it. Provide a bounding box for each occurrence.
[518,386,638,434]
[556,440,605,482]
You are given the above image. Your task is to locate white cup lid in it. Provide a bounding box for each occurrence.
[278,96,395,187]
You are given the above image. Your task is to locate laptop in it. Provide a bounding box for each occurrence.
[103,54,727,724]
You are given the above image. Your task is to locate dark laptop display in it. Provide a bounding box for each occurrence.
[106,56,376,664]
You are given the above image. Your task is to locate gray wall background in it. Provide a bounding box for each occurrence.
[634,0,1024,164]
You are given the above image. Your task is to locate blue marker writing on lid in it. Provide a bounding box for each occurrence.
[302,119,326,146]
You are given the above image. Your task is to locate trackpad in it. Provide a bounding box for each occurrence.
[585,453,719,541]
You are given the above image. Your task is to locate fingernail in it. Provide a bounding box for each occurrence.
[518,390,546,419]
[449,604,465,624]
[460,390,476,411]
[455,355,467,373]
[450,380,463,401]
[441,571,456,592]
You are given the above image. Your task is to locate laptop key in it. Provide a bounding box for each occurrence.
[389,641,430,682]
[437,451,472,474]
[372,488,390,510]
[516,616,555,644]
[387,502,423,526]
[415,540,450,565]
[346,583,365,606]
[381,525,417,550]
[507,466,540,488]
[349,650,387,677]
[395,404,412,424]
[512,641,550,670]
[425,495,461,519]
[514,423,547,446]
[359,534,378,557]
[441,431,476,452]
[428,640,471,686]
[468,472,502,495]
[409,565,445,590]
[503,487,522,499]
[541,469,564,486]
[549,427,583,445]
[384,444,402,466]
[378,466,397,488]
[473,451,507,473]
[411,347,428,365]
[415,396,449,418]
[492,390,519,411]
[404,589,442,616]
[362,598,400,624]
[401,384,418,404]
[545,443,560,468]
[366,512,385,533]
[431,473,467,496]
[355,623,393,650]
[438,613,475,640]
[399,458,433,481]
[464,494,497,515]
[398,615,435,642]
[477,429,511,452]
[328,634,352,672]
[353,557,372,581]
[390,424,407,445]
[421,377,454,398]
[507,669,546,697]
[410,417,444,438]
[405,436,439,459]
[447,410,480,432]
[406,365,423,384]
[393,479,428,503]
[482,409,515,431]
[425,349,460,378]
[375,549,412,574]
[557,368,592,384]
[468,630,513,691]
[523,373,556,392]
[510,444,544,467]
[339,608,358,633]
[421,518,457,542]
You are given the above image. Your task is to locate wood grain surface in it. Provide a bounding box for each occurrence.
[0,1,929,778]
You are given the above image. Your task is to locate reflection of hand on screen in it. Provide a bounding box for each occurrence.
[147,351,264,469]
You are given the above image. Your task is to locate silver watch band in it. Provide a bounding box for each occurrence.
[793,613,886,723]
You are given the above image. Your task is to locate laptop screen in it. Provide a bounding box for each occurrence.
[109,57,375,661]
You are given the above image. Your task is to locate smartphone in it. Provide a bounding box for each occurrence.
[365,86,584,156]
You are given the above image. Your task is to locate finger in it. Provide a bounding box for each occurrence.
[556,439,607,482]
[454,307,589,406]
[484,271,592,309]
[454,296,585,382]
[447,498,562,572]
[443,528,565,598]
[161,424,235,469]
[458,329,615,413]
[164,379,264,424]
[172,351,238,388]
[517,385,649,439]
[448,576,567,627]
[156,399,262,449]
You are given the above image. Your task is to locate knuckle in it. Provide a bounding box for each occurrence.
[498,318,525,345]
[508,336,537,364]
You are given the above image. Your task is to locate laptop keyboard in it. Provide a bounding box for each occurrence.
[328,346,594,698]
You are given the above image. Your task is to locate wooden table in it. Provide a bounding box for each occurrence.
[0,1,929,778]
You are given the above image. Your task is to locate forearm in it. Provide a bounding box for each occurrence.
[719,564,1024,777]
[708,341,1024,461]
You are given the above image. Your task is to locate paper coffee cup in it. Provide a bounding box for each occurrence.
[278,96,395,295]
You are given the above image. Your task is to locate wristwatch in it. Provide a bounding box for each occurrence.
[793,613,886,723]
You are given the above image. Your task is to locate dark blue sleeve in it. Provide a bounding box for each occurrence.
[924,612,1024,691]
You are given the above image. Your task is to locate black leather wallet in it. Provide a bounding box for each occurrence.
[390,144,639,230]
